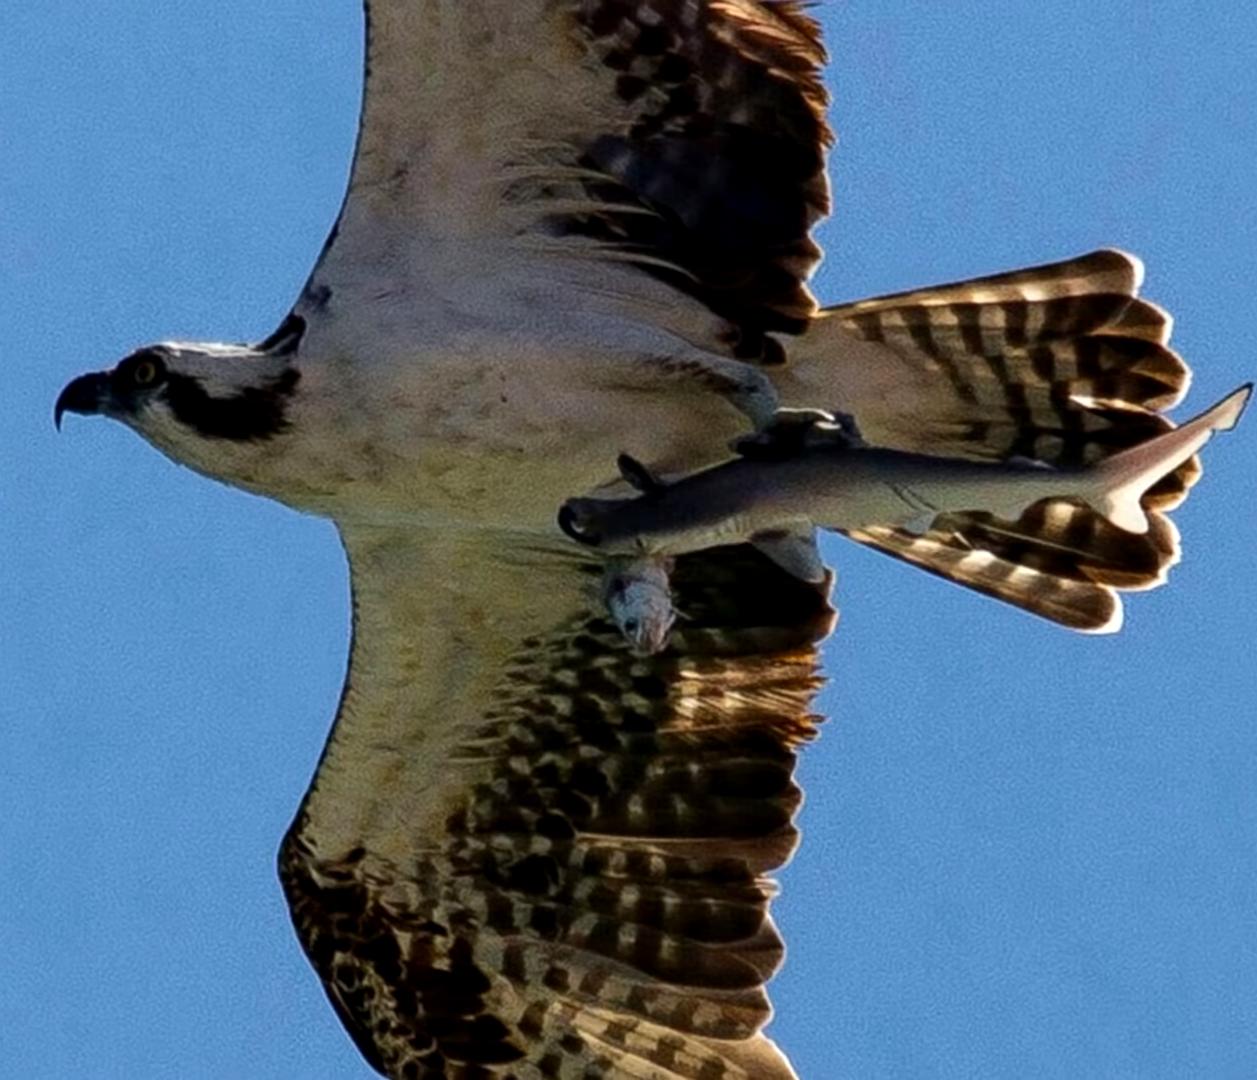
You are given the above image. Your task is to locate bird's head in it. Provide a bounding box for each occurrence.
[56,337,301,488]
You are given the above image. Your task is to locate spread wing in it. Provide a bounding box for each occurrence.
[280,525,835,1079]
[295,1,831,347]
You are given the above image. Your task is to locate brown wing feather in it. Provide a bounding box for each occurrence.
[281,530,833,1079]
[302,1,830,349]
[571,0,831,339]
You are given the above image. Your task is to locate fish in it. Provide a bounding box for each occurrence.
[602,555,677,655]
[559,385,1251,579]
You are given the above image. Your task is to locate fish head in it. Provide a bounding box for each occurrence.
[557,495,643,551]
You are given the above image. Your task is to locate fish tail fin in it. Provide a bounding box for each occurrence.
[842,385,1248,632]
[1085,384,1250,534]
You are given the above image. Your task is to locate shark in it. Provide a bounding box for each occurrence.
[560,386,1251,588]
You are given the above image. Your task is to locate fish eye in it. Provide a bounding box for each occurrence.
[120,352,167,389]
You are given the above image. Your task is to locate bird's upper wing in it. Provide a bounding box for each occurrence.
[295,1,831,344]
[280,524,834,1079]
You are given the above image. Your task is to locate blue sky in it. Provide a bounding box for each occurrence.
[3,4,1255,1078]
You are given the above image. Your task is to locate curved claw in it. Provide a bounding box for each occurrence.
[733,408,864,459]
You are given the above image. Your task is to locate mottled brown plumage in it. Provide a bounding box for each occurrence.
[281,535,833,1078]
[62,4,1231,1077]
[571,0,831,339]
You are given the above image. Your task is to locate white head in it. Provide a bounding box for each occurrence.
[56,317,305,491]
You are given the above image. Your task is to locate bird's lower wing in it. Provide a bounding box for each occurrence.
[280,524,834,1078]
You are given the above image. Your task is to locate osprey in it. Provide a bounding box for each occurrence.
[55,3,1233,1077]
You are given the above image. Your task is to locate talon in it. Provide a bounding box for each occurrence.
[732,407,845,460]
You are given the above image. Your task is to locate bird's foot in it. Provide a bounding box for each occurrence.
[732,408,863,460]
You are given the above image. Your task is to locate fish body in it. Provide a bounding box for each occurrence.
[602,555,677,655]
[560,386,1251,563]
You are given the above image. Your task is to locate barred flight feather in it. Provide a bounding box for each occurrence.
[844,493,1187,632]
[784,249,1207,630]
[281,534,833,1079]
[825,250,1191,466]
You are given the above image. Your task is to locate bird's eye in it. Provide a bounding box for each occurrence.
[122,353,167,388]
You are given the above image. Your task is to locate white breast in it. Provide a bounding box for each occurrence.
[265,253,751,530]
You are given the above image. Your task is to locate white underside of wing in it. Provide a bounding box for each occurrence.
[349,1,619,230]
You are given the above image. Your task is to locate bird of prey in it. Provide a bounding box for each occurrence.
[54,3,1232,1077]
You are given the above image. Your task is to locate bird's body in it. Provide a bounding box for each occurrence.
[133,265,753,528]
[53,3,1246,1077]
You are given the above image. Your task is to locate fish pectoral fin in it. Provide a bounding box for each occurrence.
[902,513,936,537]
[889,484,941,533]
[750,527,827,584]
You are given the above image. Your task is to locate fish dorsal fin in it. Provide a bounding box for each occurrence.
[751,527,827,584]
[617,453,666,495]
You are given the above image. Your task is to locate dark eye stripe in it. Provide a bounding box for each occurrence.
[162,368,300,441]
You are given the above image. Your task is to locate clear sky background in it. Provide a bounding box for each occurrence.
[3,4,1256,1078]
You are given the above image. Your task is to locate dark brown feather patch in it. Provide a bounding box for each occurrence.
[281,542,834,1078]
[565,0,831,342]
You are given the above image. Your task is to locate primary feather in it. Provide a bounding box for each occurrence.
[280,533,832,1078]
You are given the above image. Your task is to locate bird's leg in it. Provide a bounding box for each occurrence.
[648,352,780,428]
[651,351,843,449]
[602,555,677,655]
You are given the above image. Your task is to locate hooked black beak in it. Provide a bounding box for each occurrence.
[54,372,109,430]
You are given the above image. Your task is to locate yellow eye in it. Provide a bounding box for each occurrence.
[124,353,166,388]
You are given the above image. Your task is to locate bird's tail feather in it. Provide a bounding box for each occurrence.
[844,506,1177,633]
[802,248,1190,467]
[788,249,1230,630]
[843,382,1249,631]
